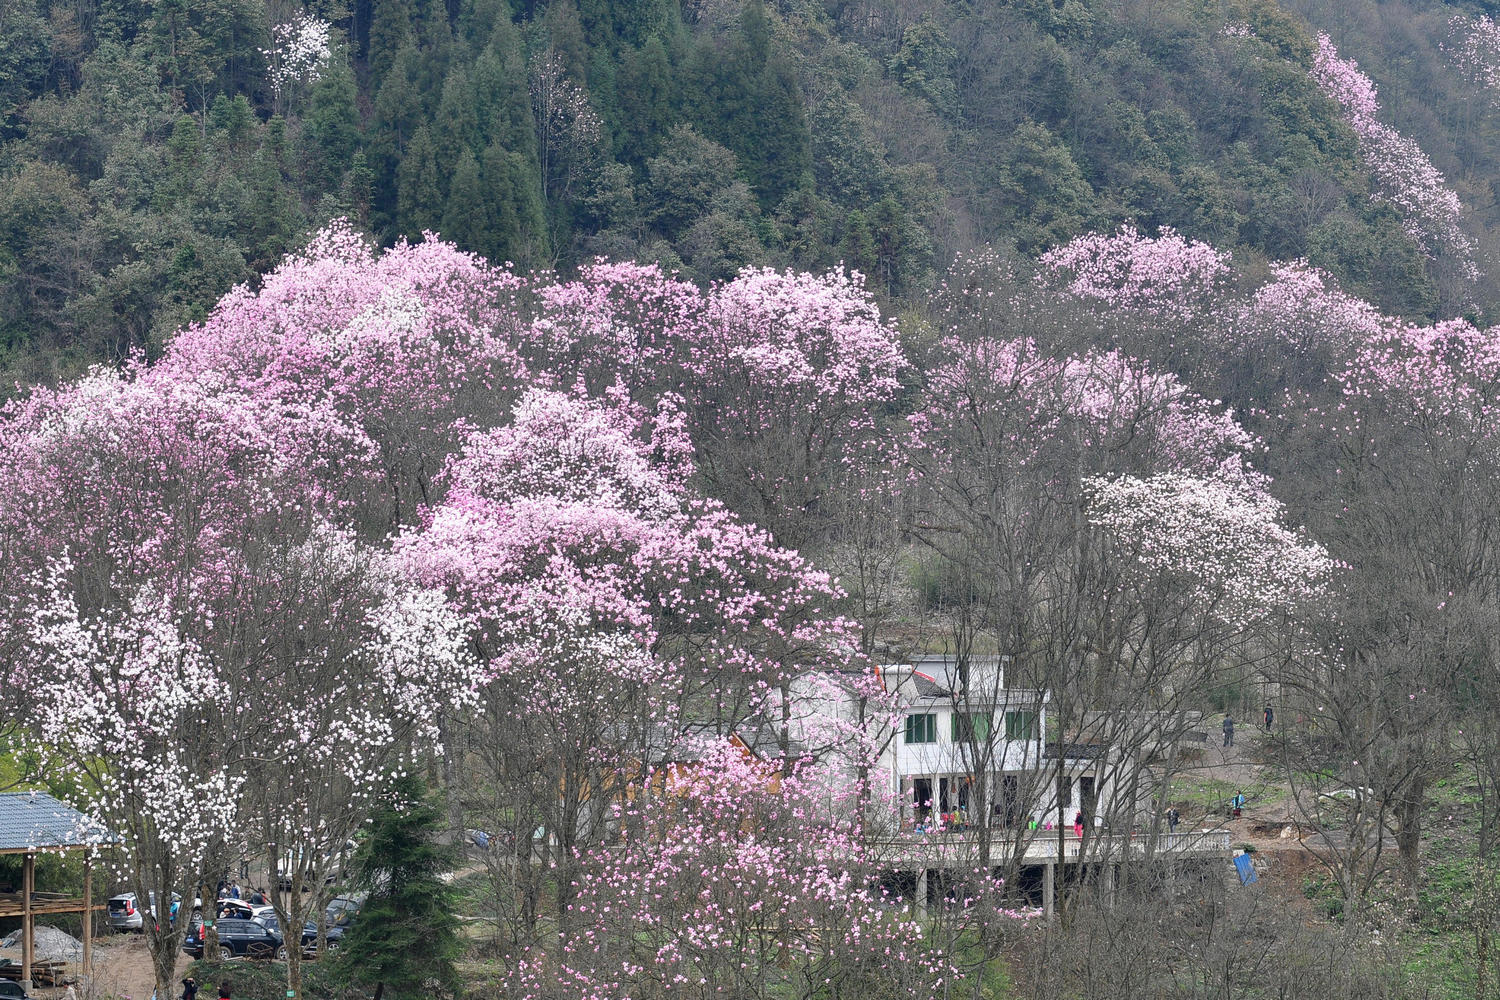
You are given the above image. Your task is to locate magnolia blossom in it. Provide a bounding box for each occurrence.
[508,741,978,1000]
[1229,260,1391,356]
[1311,34,1479,280]
[24,570,241,867]
[1085,473,1335,625]
[1038,226,1233,321]
[263,14,333,99]
[920,336,1257,482]
[1445,14,1500,102]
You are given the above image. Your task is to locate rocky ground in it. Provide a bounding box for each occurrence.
[0,931,182,1000]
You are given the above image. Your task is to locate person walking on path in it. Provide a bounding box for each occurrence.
[1264,704,1274,732]
[1223,713,1235,747]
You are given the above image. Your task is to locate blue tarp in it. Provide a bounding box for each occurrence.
[1234,853,1258,885]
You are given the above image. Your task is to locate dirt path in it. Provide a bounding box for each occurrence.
[32,933,186,1000]
[1169,721,1307,854]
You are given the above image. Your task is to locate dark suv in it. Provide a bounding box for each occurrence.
[183,917,286,961]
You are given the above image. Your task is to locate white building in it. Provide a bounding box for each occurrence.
[782,655,1116,834]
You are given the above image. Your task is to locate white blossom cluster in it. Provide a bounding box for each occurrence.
[1085,473,1336,627]
[25,568,242,869]
[263,13,333,99]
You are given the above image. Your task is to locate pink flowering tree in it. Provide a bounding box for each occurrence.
[397,389,853,944]
[1214,259,1391,405]
[521,263,908,549]
[506,740,970,1000]
[1311,34,1479,283]
[1269,316,1500,903]
[156,220,527,530]
[0,344,483,999]
[0,368,351,996]
[1037,226,1233,323]
[904,307,1323,878]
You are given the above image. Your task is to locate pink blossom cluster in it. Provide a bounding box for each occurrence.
[1227,260,1391,357]
[1311,34,1479,280]
[1037,226,1233,322]
[524,260,908,540]
[1337,317,1500,440]
[397,388,853,726]
[919,335,1257,482]
[507,741,970,1000]
[1445,15,1500,101]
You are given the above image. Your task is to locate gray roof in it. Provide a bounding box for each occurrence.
[0,792,119,852]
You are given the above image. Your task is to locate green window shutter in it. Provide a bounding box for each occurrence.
[907,713,937,743]
[1006,710,1037,740]
[953,713,991,742]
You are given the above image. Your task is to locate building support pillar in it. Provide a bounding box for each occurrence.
[82,854,93,979]
[21,852,34,991]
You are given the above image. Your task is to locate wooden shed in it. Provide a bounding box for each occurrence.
[0,792,117,989]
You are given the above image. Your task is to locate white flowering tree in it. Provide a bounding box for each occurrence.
[238,532,478,997]
[262,13,332,115]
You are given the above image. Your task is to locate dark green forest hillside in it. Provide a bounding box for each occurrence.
[0,0,1493,381]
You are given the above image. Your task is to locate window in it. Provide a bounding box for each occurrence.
[904,713,937,743]
[1005,710,1039,740]
[951,712,991,743]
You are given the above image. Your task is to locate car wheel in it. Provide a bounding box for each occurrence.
[276,946,288,961]
[218,945,233,961]
[325,940,339,953]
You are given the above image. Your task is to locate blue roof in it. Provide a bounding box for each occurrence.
[0,792,118,852]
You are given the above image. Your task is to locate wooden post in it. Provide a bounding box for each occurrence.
[21,852,33,991]
[916,868,928,917]
[82,854,93,979]
[1043,861,1055,920]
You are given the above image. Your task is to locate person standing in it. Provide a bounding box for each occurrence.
[1264,704,1274,732]
[1223,713,1235,747]
[180,977,198,1000]
[1167,806,1180,833]
[1073,810,1085,838]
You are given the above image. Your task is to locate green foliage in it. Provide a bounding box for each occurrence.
[995,121,1097,255]
[0,0,1489,374]
[331,776,461,1000]
[188,958,338,1000]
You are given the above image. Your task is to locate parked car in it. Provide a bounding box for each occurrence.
[214,898,275,922]
[182,917,286,961]
[302,896,361,956]
[256,897,360,958]
[0,980,33,1000]
[106,891,180,932]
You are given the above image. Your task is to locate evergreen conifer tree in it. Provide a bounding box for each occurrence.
[332,775,461,1000]
[396,125,443,238]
